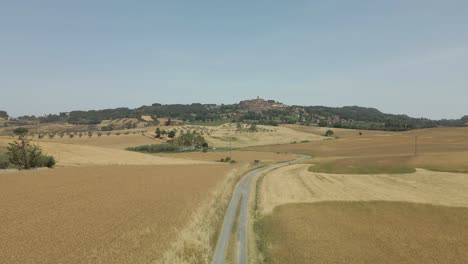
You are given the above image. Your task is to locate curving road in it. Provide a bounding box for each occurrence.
[212,157,307,264]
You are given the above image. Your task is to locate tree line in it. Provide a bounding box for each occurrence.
[4,103,467,131]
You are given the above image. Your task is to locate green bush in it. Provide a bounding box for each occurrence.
[13,127,29,136]
[38,155,56,168]
[0,154,10,169]
[127,144,180,153]
[7,134,56,170]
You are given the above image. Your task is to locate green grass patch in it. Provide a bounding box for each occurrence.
[127,143,209,153]
[309,164,416,174]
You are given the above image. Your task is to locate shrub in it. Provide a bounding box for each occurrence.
[325,130,334,137]
[127,144,180,153]
[88,131,93,138]
[97,132,102,137]
[248,123,258,132]
[168,130,176,138]
[13,127,28,136]
[101,124,115,131]
[0,154,10,169]
[38,155,56,168]
[69,134,75,138]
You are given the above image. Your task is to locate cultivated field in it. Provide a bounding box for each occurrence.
[203,123,324,148]
[259,164,468,214]
[262,201,468,264]
[252,127,468,172]
[0,136,205,166]
[33,133,160,149]
[3,123,325,151]
[0,164,235,264]
[255,161,468,263]
[282,124,392,138]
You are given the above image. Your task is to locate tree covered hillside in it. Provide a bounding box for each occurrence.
[4,99,467,131]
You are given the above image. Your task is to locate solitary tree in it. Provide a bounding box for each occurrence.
[325,130,334,137]
[155,127,162,138]
[7,133,55,169]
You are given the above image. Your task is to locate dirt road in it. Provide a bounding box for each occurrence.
[212,157,307,264]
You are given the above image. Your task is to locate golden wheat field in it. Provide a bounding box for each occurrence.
[259,164,468,214]
[253,127,468,263]
[261,201,468,264]
[0,136,206,166]
[0,164,235,264]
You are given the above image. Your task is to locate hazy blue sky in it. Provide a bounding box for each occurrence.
[1,1,467,119]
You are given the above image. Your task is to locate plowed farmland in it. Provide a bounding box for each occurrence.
[0,164,233,264]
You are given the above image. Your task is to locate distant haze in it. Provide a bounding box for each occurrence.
[1,1,467,119]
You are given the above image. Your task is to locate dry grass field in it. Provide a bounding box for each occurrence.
[261,201,468,264]
[259,164,468,214]
[0,164,235,264]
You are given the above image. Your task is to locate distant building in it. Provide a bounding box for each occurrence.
[239,97,286,112]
